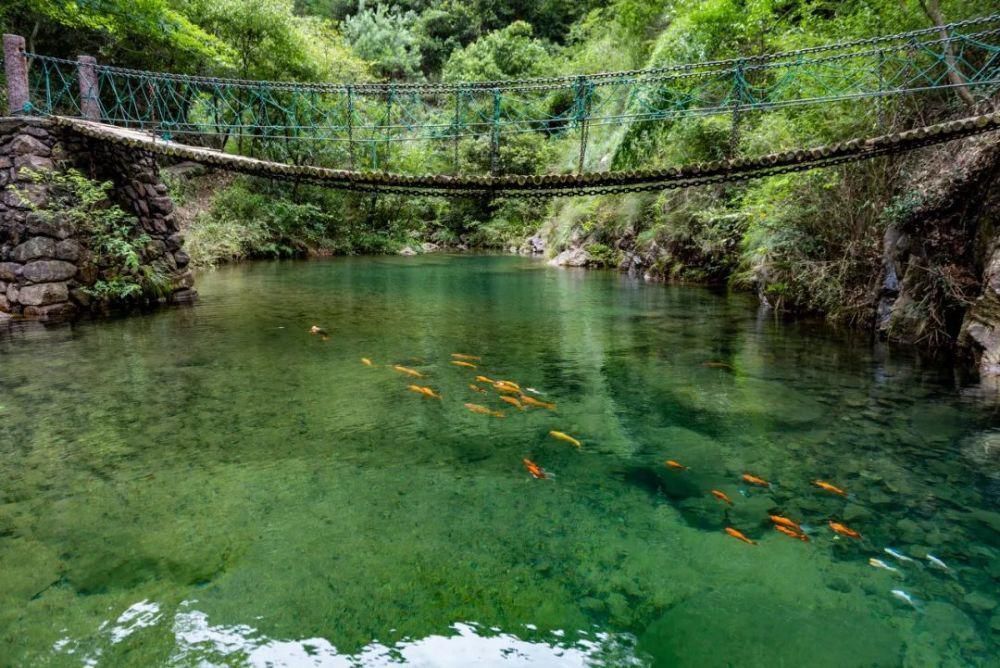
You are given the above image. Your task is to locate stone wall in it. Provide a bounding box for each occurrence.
[0,117,194,323]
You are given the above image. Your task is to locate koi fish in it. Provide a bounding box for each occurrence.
[452,353,481,361]
[464,403,504,418]
[549,430,581,448]
[725,527,756,545]
[475,375,495,384]
[884,548,916,564]
[524,388,542,395]
[813,480,847,496]
[769,515,802,532]
[742,473,770,488]
[523,458,547,479]
[520,395,556,410]
[309,325,328,336]
[926,554,950,571]
[451,360,477,369]
[500,396,525,410]
[407,385,441,400]
[393,365,424,378]
[774,525,809,542]
[828,521,861,539]
[469,384,487,394]
[361,358,374,366]
[498,380,521,390]
[891,589,920,609]
[493,383,521,395]
[664,460,688,471]
[869,558,901,575]
[711,490,733,505]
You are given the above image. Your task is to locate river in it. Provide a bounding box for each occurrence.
[0,255,997,666]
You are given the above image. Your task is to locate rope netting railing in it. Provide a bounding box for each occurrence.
[6,13,1000,179]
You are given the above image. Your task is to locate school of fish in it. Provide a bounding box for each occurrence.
[342,331,954,613]
[663,456,958,610]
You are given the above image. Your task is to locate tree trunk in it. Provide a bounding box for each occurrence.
[919,0,976,108]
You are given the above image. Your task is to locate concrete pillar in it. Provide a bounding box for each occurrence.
[78,55,100,120]
[3,34,29,114]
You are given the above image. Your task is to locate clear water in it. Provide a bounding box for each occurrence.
[1,255,998,667]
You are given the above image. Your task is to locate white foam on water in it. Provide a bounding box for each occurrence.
[169,603,644,667]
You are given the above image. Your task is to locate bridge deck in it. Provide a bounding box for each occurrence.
[51,113,1000,198]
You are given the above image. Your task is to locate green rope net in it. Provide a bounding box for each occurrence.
[14,13,1000,178]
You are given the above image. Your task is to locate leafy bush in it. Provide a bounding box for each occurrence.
[16,169,167,303]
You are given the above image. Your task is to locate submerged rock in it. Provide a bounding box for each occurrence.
[638,587,902,667]
[397,246,417,256]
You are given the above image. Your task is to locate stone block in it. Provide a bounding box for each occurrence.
[7,284,20,303]
[55,239,82,261]
[0,294,8,311]
[14,155,54,173]
[22,260,77,283]
[172,270,195,290]
[171,288,198,304]
[137,199,150,216]
[150,197,174,214]
[0,262,21,281]
[24,302,76,321]
[18,282,68,306]
[144,183,159,198]
[25,212,74,239]
[166,233,183,251]
[174,250,190,269]
[0,156,11,169]
[11,237,56,262]
[9,135,51,157]
[21,126,52,139]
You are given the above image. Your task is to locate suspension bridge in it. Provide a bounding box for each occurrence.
[3,14,1000,197]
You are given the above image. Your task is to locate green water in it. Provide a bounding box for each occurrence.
[1,255,998,667]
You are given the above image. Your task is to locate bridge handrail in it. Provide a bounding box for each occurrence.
[15,12,1000,94]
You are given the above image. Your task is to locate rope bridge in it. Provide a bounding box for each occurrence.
[3,14,1000,197]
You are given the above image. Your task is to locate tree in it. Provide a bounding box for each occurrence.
[342,3,423,80]
[443,21,556,82]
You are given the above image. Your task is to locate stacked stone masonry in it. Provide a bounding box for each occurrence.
[0,117,194,323]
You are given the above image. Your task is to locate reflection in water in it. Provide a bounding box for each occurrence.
[1,255,998,666]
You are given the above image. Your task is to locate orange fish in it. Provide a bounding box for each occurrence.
[469,384,487,394]
[309,325,328,336]
[725,527,756,545]
[451,360,477,369]
[464,403,505,418]
[493,383,521,395]
[407,385,441,400]
[549,430,581,448]
[828,521,861,539]
[500,396,525,410]
[452,353,481,361]
[774,525,809,542]
[711,490,733,505]
[523,458,547,479]
[361,358,374,366]
[475,375,495,384]
[742,473,770,487]
[393,365,424,378]
[813,480,847,496]
[665,460,688,471]
[498,380,521,390]
[520,395,556,410]
[769,515,802,532]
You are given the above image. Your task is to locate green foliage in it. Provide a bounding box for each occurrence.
[16,169,165,303]
[342,3,424,80]
[443,22,557,82]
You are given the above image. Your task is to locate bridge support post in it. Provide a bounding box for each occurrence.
[77,55,100,121]
[3,34,30,115]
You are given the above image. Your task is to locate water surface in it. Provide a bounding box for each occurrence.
[1,255,998,666]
